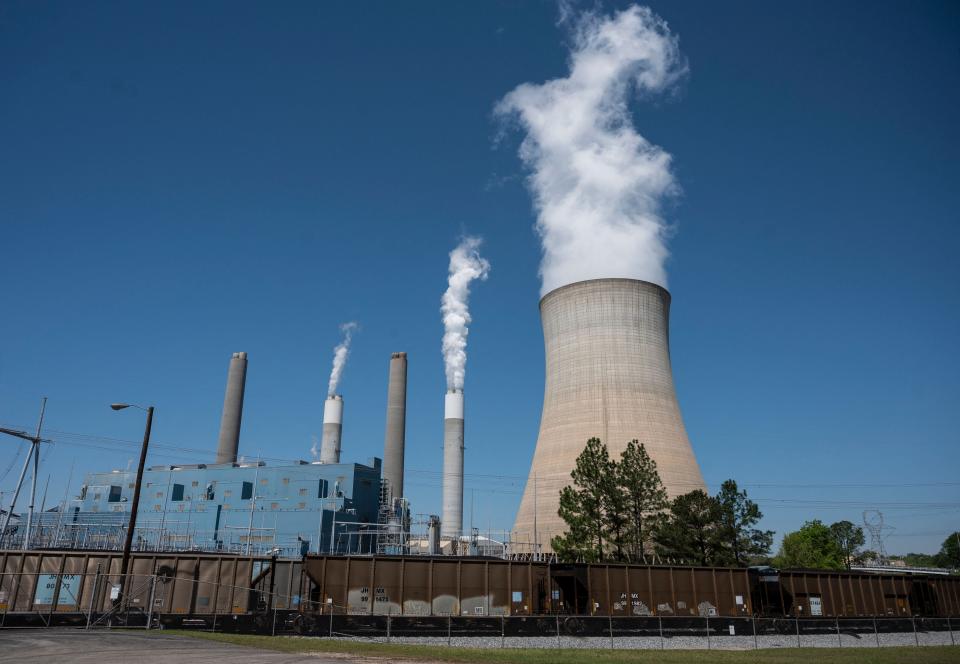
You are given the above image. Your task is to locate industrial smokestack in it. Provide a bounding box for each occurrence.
[441,388,465,540]
[319,395,344,464]
[513,279,705,550]
[215,352,248,464]
[382,352,407,499]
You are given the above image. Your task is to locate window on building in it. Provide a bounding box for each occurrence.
[192,480,199,487]
[93,493,101,501]
[171,484,185,501]
[205,483,215,501]
[297,502,306,509]
[223,489,233,498]
[318,479,328,499]
[271,502,279,510]
[153,505,162,511]
[128,483,135,489]
[259,478,268,485]
[241,482,253,500]
[111,505,124,512]
[155,491,164,499]
[108,486,122,503]
[282,478,290,485]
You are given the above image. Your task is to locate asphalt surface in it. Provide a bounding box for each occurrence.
[0,630,342,663]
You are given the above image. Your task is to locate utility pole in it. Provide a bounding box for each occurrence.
[0,397,49,549]
[110,403,154,607]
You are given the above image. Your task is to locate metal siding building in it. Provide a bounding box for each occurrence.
[62,459,382,556]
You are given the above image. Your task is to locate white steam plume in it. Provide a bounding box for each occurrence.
[310,434,320,460]
[441,237,490,390]
[327,321,358,397]
[496,5,687,296]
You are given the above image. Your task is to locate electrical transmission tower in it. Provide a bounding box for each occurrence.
[862,510,894,566]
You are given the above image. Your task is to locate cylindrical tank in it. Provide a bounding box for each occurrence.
[513,279,705,550]
[320,395,344,464]
[382,352,407,499]
[441,388,464,540]
[215,352,248,464]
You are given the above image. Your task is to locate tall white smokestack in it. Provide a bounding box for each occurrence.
[441,388,465,540]
[319,395,343,464]
[382,352,407,499]
[439,238,488,543]
[216,352,247,464]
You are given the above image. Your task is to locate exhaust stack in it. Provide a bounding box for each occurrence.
[215,352,248,464]
[320,395,344,464]
[441,388,464,540]
[382,352,407,499]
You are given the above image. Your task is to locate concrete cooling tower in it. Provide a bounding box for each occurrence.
[513,278,705,550]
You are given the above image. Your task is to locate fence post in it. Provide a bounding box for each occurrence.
[447,615,451,647]
[835,616,841,648]
[948,616,954,647]
[146,575,156,630]
[795,615,800,649]
[706,613,710,650]
[658,614,664,650]
[873,618,880,648]
[608,614,613,650]
[752,615,758,650]
[912,616,918,647]
[387,614,391,644]
[86,567,100,631]
[272,603,277,637]
[328,602,333,638]
[555,614,561,648]
[501,615,505,649]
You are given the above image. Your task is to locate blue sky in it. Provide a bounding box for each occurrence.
[1,1,958,555]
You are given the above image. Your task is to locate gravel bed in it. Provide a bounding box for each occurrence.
[324,630,957,650]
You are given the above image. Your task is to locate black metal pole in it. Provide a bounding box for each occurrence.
[118,406,153,602]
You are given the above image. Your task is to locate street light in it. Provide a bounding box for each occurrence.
[111,402,154,608]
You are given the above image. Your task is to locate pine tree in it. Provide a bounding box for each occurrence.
[618,440,668,563]
[551,437,611,562]
[715,479,774,566]
[655,490,723,566]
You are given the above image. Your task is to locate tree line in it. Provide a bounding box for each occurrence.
[552,437,773,566]
[553,437,960,572]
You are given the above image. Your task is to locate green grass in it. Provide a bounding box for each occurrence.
[163,630,960,663]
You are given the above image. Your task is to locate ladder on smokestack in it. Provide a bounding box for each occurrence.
[375,479,408,555]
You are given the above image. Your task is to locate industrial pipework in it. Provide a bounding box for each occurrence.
[215,352,248,464]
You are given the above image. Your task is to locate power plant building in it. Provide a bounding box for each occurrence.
[513,278,705,551]
[51,459,383,557]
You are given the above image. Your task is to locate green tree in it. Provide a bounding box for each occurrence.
[829,520,865,570]
[775,520,845,569]
[715,479,773,566]
[655,490,723,566]
[935,531,960,569]
[617,440,668,563]
[601,462,630,561]
[551,438,612,562]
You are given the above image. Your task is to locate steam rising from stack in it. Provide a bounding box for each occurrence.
[320,322,357,464]
[441,238,489,390]
[327,322,358,397]
[440,238,488,540]
[496,5,686,295]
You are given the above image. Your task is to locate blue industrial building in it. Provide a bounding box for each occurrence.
[55,458,383,557]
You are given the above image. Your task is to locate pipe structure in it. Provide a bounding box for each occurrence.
[319,395,344,464]
[382,352,407,500]
[513,279,705,551]
[215,352,248,464]
[441,388,464,540]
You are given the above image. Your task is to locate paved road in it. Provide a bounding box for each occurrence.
[0,630,345,663]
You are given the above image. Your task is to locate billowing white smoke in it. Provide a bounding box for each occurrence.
[496,5,686,296]
[327,322,358,397]
[309,434,320,460]
[441,237,490,390]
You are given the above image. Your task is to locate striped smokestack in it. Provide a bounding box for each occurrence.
[382,352,407,499]
[441,388,464,540]
[215,352,248,464]
[319,395,343,464]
